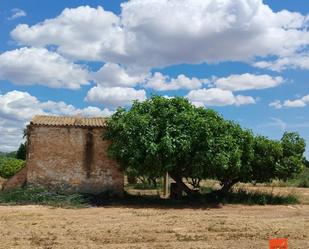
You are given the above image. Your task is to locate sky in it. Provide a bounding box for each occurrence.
[0,0,308,158]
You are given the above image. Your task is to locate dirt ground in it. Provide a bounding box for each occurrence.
[0,204,308,249]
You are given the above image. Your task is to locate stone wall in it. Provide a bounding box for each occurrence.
[26,125,123,195]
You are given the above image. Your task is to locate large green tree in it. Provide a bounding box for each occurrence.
[279,132,306,179]
[208,121,254,192]
[104,96,226,195]
[251,135,282,183]
[104,96,307,196]
[251,132,305,185]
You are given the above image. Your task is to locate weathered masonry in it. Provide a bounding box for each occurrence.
[24,115,124,195]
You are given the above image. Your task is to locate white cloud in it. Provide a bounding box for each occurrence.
[8,8,27,20]
[214,73,284,91]
[284,99,307,108]
[10,1,309,69]
[269,100,282,109]
[234,95,257,105]
[11,6,124,61]
[186,88,255,107]
[120,0,309,68]
[269,94,309,109]
[93,63,147,87]
[86,86,146,107]
[0,47,89,89]
[0,90,113,152]
[145,72,208,91]
[254,53,309,71]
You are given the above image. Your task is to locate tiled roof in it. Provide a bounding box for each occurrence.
[30,115,107,127]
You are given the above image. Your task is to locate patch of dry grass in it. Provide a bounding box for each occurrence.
[0,204,308,249]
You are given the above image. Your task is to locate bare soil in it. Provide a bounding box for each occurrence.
[0,204,308,249]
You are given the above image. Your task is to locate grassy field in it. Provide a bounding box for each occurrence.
[0,183,309,248]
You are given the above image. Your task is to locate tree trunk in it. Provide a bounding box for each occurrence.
[168,172,199,198]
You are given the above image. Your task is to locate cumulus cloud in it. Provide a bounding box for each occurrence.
[253,53,309,71]
[0,47,89,89]
[144,72,282,92]
[269,94,309,109]
[10,1,309,69]
[8,8,26,20]
[145,72,208,91]
[11,6,124,61]
[0,90,113,152]
[186,88,255,107]
[86,86,146,107]
[93,63,147,87]
[214,73,284,91]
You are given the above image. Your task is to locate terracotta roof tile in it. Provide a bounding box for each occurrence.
[30,115,107,127]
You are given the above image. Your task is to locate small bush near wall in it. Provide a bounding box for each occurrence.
[0,157,25,179]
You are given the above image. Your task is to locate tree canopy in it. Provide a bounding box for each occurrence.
[16,143,27,161]
[104,96,306,196]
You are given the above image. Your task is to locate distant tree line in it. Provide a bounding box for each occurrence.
[104,96,307,196]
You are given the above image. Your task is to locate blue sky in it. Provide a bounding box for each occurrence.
[0,0,308,158]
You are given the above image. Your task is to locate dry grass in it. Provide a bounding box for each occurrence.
[1,181,309,248]
[236,183,309,205]
[0,204,308,249]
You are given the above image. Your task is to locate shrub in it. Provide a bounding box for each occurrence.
[204,189,299,205]
[0,187,87,208]
[289,167,309,188]
[0,157,25,179]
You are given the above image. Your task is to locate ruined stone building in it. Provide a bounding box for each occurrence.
[5,115,124,195]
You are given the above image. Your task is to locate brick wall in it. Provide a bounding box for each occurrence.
[26,125,124,195]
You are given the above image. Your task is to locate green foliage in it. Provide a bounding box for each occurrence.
[16,143,27,160]
[208,121,254,191]
[250,132,305,187]
[279,132,306,180]
[251,136,282,183]
[104,96,226,193]
[0,151,17,158]
[0,187,87,208]
[214,189,299,205]
[288,167,309,188]
[0,157,25,179]
[104,96,307,195]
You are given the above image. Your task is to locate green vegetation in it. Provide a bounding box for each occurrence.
[214,189,299,205]
[0,185,300,207]
[0,157,25,179]
[104,96,306,197]
[0,187,87,208]
[288,167,309,188]
[0,151,17,158]
[16,143,27,160]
